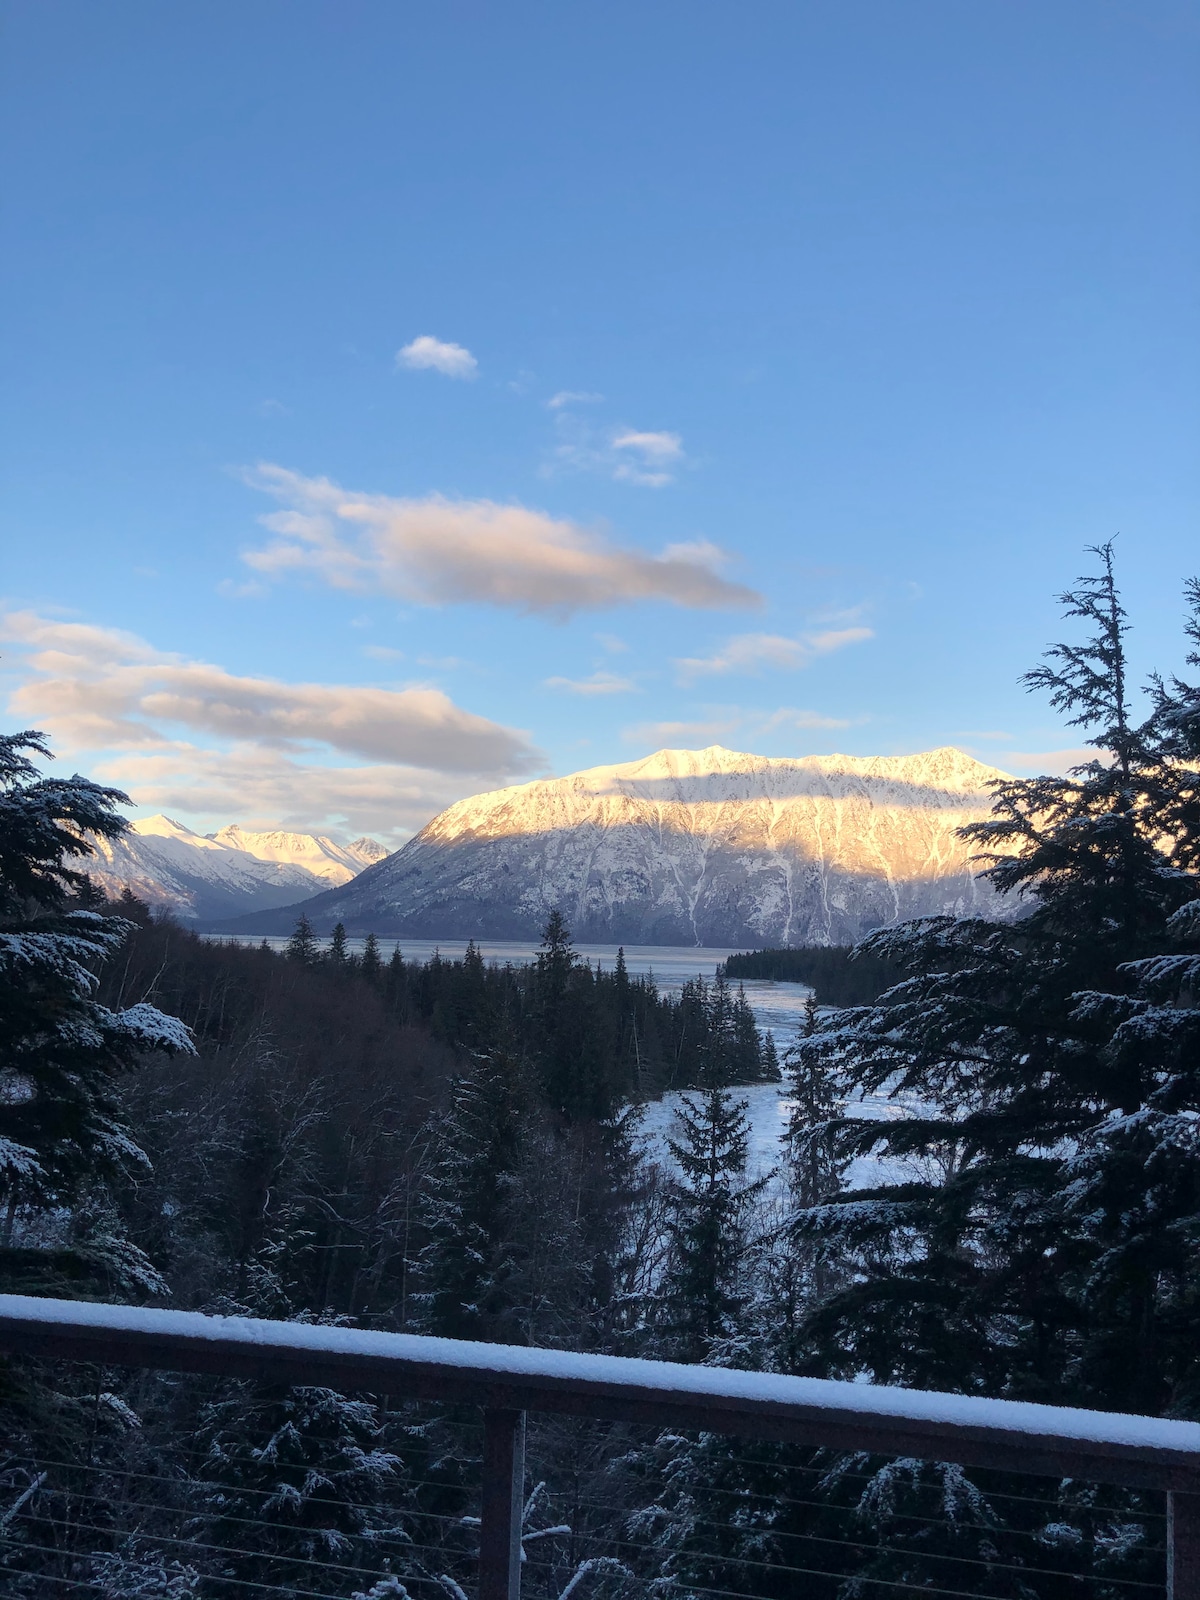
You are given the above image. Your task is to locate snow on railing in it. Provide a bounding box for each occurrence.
[1,1293,1198,1600]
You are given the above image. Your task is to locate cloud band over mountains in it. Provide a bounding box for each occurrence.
[673,627,873,684]
[240,464,761,615]
[2,612,541,839]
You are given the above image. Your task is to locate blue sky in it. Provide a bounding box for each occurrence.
[2,0,1197,843]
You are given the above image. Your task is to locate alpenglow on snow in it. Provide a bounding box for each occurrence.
[218,745,1014,945]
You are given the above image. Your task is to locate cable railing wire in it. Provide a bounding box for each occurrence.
[1,1295,1195,1600]
[2,1465,1170,1594]
[4,1490,1166,1600]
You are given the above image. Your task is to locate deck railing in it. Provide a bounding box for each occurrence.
[1,1292,1198,1600]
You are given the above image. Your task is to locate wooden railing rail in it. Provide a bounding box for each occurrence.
[2,1293,1198,1600]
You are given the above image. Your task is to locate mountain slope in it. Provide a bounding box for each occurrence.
[217,745,1013,944]
[84,816,387,923]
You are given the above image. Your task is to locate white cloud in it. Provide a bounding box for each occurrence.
[594,632,629,654]
[755,707,855,733]
[88,743,481,844]
[547,390,604,409]
[622,703,859,751]
[611,429,685,487]
[622,717,741,747]
[546,411,688,487]
[543,670,638,696]
[674,627,873,684]
[966,745,1095,776]
[3,611,532,773]
[240,463,760,615]
[415,653,468,670]
[612,429,683,462]
[216,578,268,600]
[396,335,478,379]
[2,612,542,840]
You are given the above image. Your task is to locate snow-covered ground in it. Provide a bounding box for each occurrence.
[636,1081,915,1191]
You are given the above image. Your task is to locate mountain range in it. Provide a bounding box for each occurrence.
[218,744,1015,946]
[84,816,387,924]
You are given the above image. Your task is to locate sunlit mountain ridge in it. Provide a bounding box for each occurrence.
[219,745,1015,946]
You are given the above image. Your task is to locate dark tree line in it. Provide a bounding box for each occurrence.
[285,904,778,1114]
[721,945,902,1005]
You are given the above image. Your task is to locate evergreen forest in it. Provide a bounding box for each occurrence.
[720,945,902,1006]
[2,545,1200,1600]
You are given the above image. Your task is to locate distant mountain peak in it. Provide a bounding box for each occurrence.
[209,823,385,874]
[86,817,386,924]
[347,836,389,863]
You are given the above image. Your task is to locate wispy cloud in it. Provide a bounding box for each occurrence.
[216,577,268,600]
[674,627,872,684]
[544,670,638,696]
[546,409,688,488]
[755,707,855,732]
[547,390,604,409]
[396,335,478,379]
[623,702,861,751]
[963,745,1093,776]
[1,613,542,841]
[240,463,760,615]
[623,717,741,747]
[611,429,685,487]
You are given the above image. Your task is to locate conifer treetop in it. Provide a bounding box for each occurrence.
[0,729,131,914]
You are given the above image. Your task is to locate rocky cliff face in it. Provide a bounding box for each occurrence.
[226,745,1013,945]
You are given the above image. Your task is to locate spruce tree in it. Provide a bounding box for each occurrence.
[0,730,193,1294]
[794,548,1200,1406]
[1047,582,1200,1414]
[194,1378,405,1594]
[531,913,613,1119]
[660,1085,767,1362]
[285,912,320,965]
[328,921,350,966]
[783,1030,847,1211]
[360,930,382,983]
[413,1051,525,1342]
[731,983,766,1081]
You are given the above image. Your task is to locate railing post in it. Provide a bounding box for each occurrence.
[480,1406,525,1600]
[1169,1492,1200,1600]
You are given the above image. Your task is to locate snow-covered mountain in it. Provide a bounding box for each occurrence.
[83,816,387,924]
[210,824,386,880]
[221,745,1014,945]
